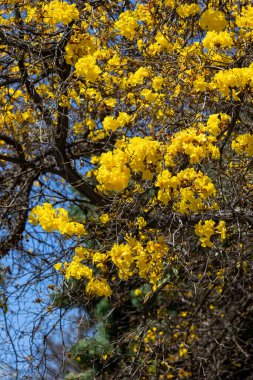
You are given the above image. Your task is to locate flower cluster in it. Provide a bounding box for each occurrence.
[164,126,220,166]
[86,278,112,298]
[212,64,253,98]
[124,137,162,178]
[96,137,162,190]
[204,113,230,137]
[96,149,131,191]
[231,133,253,156]
[75,55,101,83]
[156,168,216,213]
[202,31,234,50]
[54,247,112,297]
[102,112,131,132]
[114,10,139,40]
[29,203,86,236]
[141,88,159,103]
[127,67,150,86]
[43,0,79,26]
[199,9,227,32]
[165,0,175,7]
[176,3,201,19]
[65,29,96,65]
[152,76,164,91]
[54,236,170,297]
[236,5,253,29]
[114,4,154,40]
[195,220,226,247]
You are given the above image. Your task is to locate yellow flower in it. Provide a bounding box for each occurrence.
[141,89,157,102]
[200,9,227,32]
[165,0,175,7]
[176,3,201,18]
[203,31,234,49]
[114,10,139,40]
[109,243,134,274]
[136,217,147,230]
[102,112,131,132]
[127,67,150,86]
[104,98,117,108]
[117,112,131,127]
[195,220,216,247]
[96,150,130,191]
[100,214,110,224]
[43,0,79,26]
[152,76,164,91]
[178,343,188,358]
[195,219,226,247]
[102,116,119,132]
[29,203,86,237]
[86,278,112,297]
[236,5,253,29]
[75,55,101,83]
[231,133,253,156]
[54,263,62,270]
[134,288,142,296]
[216,221,226,240]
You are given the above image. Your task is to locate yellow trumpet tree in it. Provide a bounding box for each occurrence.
[1,0,253,378]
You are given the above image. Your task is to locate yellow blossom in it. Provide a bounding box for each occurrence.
[86,278,112,298]
[75,55,101,83]
[43,0,79,25]
[136,217,147,230]
[54,263,62,271]
[176,3,201,18]
[100,214,110,224]
[199,9,227,32]
[232,133,253,156]
[29,203,86,236]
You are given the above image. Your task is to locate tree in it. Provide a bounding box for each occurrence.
[1,0,253,378]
